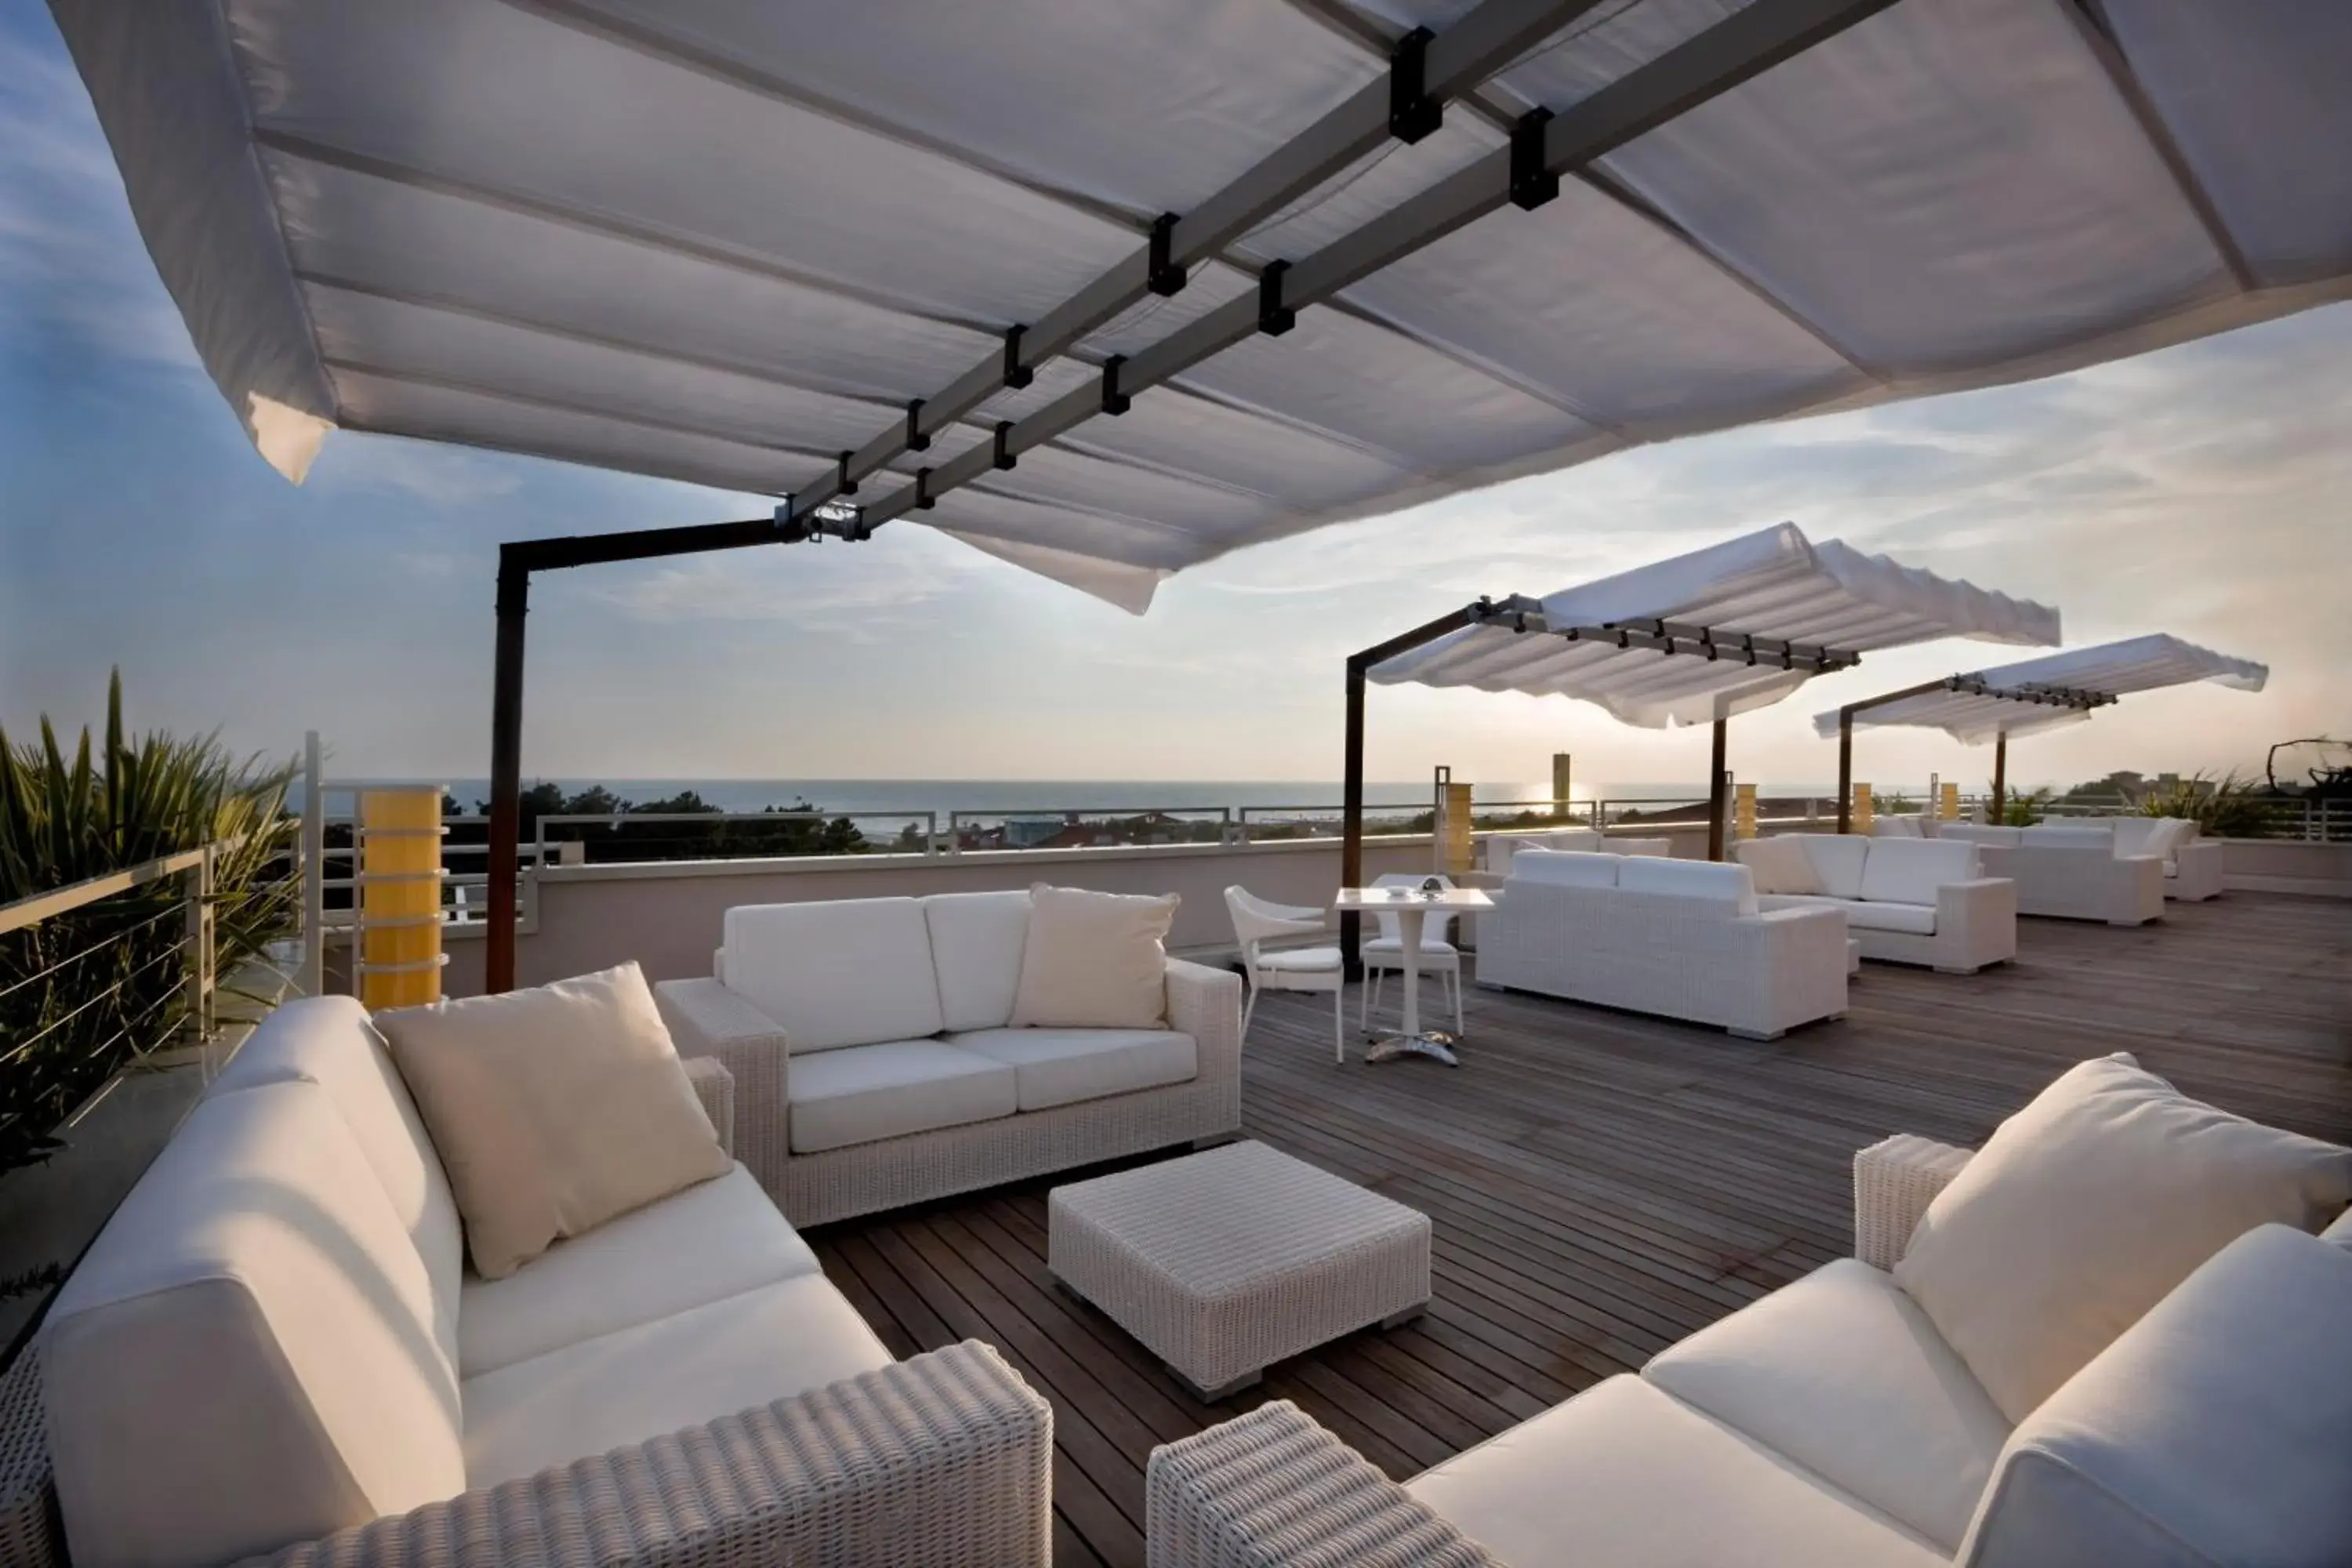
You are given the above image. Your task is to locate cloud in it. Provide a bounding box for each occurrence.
[311,434,524,506]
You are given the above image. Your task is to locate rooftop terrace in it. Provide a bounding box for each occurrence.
[808,891,2352,1568]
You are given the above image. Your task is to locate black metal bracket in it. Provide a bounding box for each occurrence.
[1388,27,1443,144]
[1101,354,1131,416]
[836,450,858,497]
[1509,107,1559,211]
[1002,325,1033,390]
[772,502,813,544]
[1258,260,1296,337]
[914,466,935,510]
[775,498,869,543]
[905,399,930,453]
[1147,212,1186,297]
[992,420,1018,471]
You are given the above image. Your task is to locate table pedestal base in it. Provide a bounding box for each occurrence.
[1365,1031,1459,1066]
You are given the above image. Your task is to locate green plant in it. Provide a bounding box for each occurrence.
[0,673,296,1171]
[2136,769,2278,839]
[1995,784,2054,826]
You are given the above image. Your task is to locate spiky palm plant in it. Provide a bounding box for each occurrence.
[0,674,296,1171]
[2136,770,2278,839]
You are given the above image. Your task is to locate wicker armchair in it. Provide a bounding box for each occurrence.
[1141,1134,1977,1566]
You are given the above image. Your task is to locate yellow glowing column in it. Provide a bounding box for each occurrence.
[1734,782,1758,840]
[1851,782,1875,836]
[1940,781,1960,822]
[1435,771,1474,877]
[359,786,447,1010]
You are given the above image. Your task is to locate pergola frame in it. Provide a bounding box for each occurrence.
[482,0,1902,990]
[1831,673,2117,832]
[1340,597,1861,971]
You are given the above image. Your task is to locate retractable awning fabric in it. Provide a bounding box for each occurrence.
[1367,523,2059,726]
[49,0,2352,611]
[1812,633,2269,743]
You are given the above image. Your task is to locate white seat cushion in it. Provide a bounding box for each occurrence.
[1895,1054,2352,1422]
[1762,894,1939,935]
[1961,1227,2352,1568]
[948,1028,1197,1111]
[207,996,463,1367]
[1859,839,1977,907]
[722,898,945,1052]
[1798,834,1874,898]
[461,1273,891,1490]
[1643,1259,2009,1551]
[457,1163,820,1375]
[924,889,1031,1032]
[1617,855,1759,915]
[1508,849,1620,887]
[45,1083,466,1568]
[1406,1375,1944,1568]
[787,1040,1018,1153]
[1257,946,1341,971]
[1363,935,1460,960]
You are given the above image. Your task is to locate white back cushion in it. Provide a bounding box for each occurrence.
[45,1082,466,1568]
[1616,856,1759,916]
[1509,850,1620,888]
[1796,833,1873,899]
[723,898,945,1052]
[2018,825,2111,851]
[2141,818,2194,862]
[1961,1226,2352,1568]
[208,996,463,1366]
[1860,838,1978,906]
[1735,836,1824,896]
[1610,837,1674,858]
[924,891,1032,1032]
[1941,824,2022,848]
[1872,815,1923,837]
[1896,1054,2352,1423]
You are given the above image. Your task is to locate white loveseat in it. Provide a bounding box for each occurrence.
[4,996,1051,1568]
[1737,835,2016,974]
[1147,1136,2352,1568]
[1477,852,1847,1040]
[1479,828,1671,878]
[654,891,1243,1227]
[1933,823,2165,925]
[2111,815,2224,899]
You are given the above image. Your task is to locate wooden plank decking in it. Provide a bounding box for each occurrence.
[808,892,2352,1568]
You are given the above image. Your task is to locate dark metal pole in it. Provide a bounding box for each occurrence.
[1339,604,1484,976]
[1991,732,2008,826]
[486,550,529,993]
[1836,709,1853,833]
[1707,717,1730,861]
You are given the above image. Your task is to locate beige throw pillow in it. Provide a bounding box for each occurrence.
[1736,835,1824,895]
[1893,1053,2352,1421]
[375,963,731,1279]
[1007,884,1175,1030]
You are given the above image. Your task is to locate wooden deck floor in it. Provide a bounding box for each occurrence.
[807,892,2352,1568]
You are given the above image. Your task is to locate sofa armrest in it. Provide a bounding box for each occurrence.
[1166,959,1243,1082]
[260,1341,1051,1568]
[1145,1401,1495,1568]
[680,1056,735,1159]
[1933,877,2017,971]
[655,977,789,1196]
[1853,1134,1973,1270]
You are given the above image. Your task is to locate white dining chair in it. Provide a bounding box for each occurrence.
[1225,885,1346,1063]
[1361,872,1465,1036]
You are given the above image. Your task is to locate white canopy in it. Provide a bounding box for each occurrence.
[1811,633,2270,744]
[1368,522,2058,727]
[50,0,2352,610]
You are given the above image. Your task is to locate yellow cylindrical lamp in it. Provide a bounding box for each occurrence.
[1733,782,1758,840]
[360,786,448,1010]
[1439,779,1474,877]
[1852,782,1875,836]
[1940,781,1961,822]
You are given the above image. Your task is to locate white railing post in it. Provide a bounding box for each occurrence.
[299,731,325,996]
[183,844,216,1044]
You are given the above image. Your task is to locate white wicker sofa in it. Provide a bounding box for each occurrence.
[1476,851,1847,1040]
[1736,834,2016,974]
[654,891,1243,1227]
[1932,823,2165,925]
[1479,828,1671,877]
[1,995,1051,1568]
[1947,818,2221,903]
[1146,1134,2352,1568]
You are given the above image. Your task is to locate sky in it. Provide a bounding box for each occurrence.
[3,5,2346,797]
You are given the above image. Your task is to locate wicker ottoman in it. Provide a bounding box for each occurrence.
[1048,1141,1432,1399]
